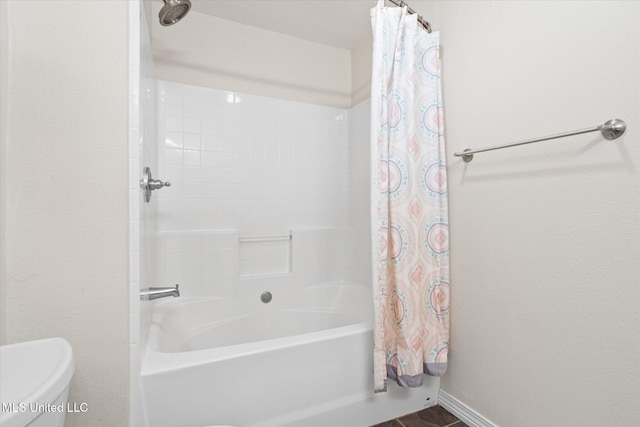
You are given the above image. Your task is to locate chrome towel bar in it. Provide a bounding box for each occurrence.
[454,119,626,163]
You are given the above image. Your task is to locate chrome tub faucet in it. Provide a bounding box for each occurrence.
[140,284,180,300]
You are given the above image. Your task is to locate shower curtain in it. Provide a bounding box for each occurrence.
[370,0,449,393]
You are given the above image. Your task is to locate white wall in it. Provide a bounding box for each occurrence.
[150,4,351,108]
[1,1,130,426]
[412,1,640,425]
[0,0,9,346]
[351,36,373,107]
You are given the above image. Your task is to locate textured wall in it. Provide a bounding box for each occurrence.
[0,0,8,346]
[2,1,130,426]
[416,1,640,426]
[351,35,373,107]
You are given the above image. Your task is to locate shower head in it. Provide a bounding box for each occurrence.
[159,0,191,26]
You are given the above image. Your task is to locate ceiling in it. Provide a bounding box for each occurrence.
[183,0,375,49]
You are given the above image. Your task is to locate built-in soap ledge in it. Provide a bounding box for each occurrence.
[239,230,292,278]
[239,232,291,244]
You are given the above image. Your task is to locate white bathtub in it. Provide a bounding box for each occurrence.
[141,281,439,427]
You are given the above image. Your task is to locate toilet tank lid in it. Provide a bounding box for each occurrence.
[0,337,74,425]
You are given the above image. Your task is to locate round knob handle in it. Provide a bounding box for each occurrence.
[148,179,171,190]
[140,167,171,203]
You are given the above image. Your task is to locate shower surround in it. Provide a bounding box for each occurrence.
[154,80,357,296]
[139,81,439,425]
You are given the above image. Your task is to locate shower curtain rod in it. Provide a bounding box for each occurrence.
[453,119,627,163]
[387,0,432,33]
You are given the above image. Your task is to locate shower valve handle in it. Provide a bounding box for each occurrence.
[148,179,171,190]
[140,167,171,202]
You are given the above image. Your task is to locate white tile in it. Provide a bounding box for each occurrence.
[201,167,217,183]
[179,199,201,215]
[202,103,219,118]
[202,117,218,136]
[218,136,235,153]
[183,116,201,134]
[156,198,173,217]
[164,97,183,116]
[164,165,184,182]
[183,133,201,150]
[164,131,183,149]
[183,166,202,183]
[183,149,201,166]
[201,134,218,151]
[166,257,184,283]
[183,182,201,199]
[165,114,183,132]
[164,148,183,165]
[183,97,201,117]
[201,199,218,215]
[201,151,218,167]
[201,183,219,197]
[219,152,235,168]
[218,122,237,139]
[201,262,218,281]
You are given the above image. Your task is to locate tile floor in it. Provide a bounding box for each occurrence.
[371,405,469,427]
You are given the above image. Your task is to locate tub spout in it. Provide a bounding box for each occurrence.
[140,284,180,300]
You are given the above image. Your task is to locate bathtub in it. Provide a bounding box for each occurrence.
[141,281,439,427]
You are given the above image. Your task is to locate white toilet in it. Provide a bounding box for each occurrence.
[0,337,74,427]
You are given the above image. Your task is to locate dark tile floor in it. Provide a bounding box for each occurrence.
[371,405,469,427]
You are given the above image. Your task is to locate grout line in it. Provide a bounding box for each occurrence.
[444,422,462,427]
[396,420,407,427]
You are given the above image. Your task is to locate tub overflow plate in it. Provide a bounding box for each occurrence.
[261,291,272,303]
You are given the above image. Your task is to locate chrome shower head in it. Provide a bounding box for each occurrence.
[159,0,191,26]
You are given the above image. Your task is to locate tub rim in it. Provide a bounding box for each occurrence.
[142,320,372,377]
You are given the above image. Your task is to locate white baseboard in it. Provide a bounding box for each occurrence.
[438,390,498,427]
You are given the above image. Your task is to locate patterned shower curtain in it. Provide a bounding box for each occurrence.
[370,0,449,393]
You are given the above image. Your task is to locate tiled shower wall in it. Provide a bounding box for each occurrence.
[156,81,350,231]
[155,81,362,296]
